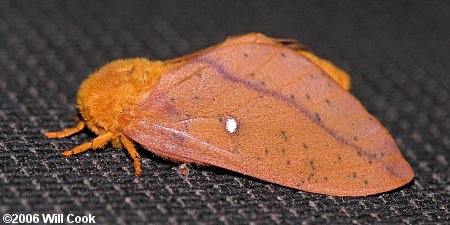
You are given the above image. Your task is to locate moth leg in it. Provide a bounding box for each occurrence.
[121,136,142,176]
[45,121,85,138]
[177,163,190,176]
[61,132,114,156]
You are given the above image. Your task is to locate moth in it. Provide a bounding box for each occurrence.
[45,33,414,196]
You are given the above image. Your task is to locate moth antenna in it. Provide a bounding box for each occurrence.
[121,136,142,176]
[60,132,114,156]
[44,121,86,138]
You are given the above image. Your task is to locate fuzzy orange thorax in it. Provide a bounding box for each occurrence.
[76,58,171,135]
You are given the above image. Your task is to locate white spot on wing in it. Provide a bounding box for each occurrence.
[226,118,238,134]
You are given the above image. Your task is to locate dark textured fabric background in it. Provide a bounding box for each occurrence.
[1,0,449,224]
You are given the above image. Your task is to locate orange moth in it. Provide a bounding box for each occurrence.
[45,33,414,196]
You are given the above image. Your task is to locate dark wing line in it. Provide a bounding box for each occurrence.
[170,45,283,117]
[194,56,372,158]
[168,44,239,91]
[214,48,284,115]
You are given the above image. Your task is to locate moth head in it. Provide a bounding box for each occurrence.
[76,58,168,134]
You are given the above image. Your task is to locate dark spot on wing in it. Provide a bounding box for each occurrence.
[369,153,381,161]
[352,172,357,178]
[364,180,369,185]
[194,96,200,100]
[306,94,311,100]
[307,173,315,181]
[296,180,305,186]
[281,130,288,141]
[218,117,223,122]
[260,81,266,86]
[353,136,358,141]
[371,154,378,160]
[327,82,332,87]
[337,155,342,161]
[259,95,264,99]
[250,73,255,78]
[290,94,296,100]
[281,52,286,58]
[325,99,330,105]
[314,113,321,122]
[264,148,269,155]
[244,53,248,58]
[309,160,315,170]
[169,97,175,101]
[302,143,309,150]
[256,156,261,160]
[356,150,362,156]
[323,177,329,181]
[309,74,315,80]
[369,117,374,121]
[286,160,291,165]
[197,73,202,78]
[280,147,286,156]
